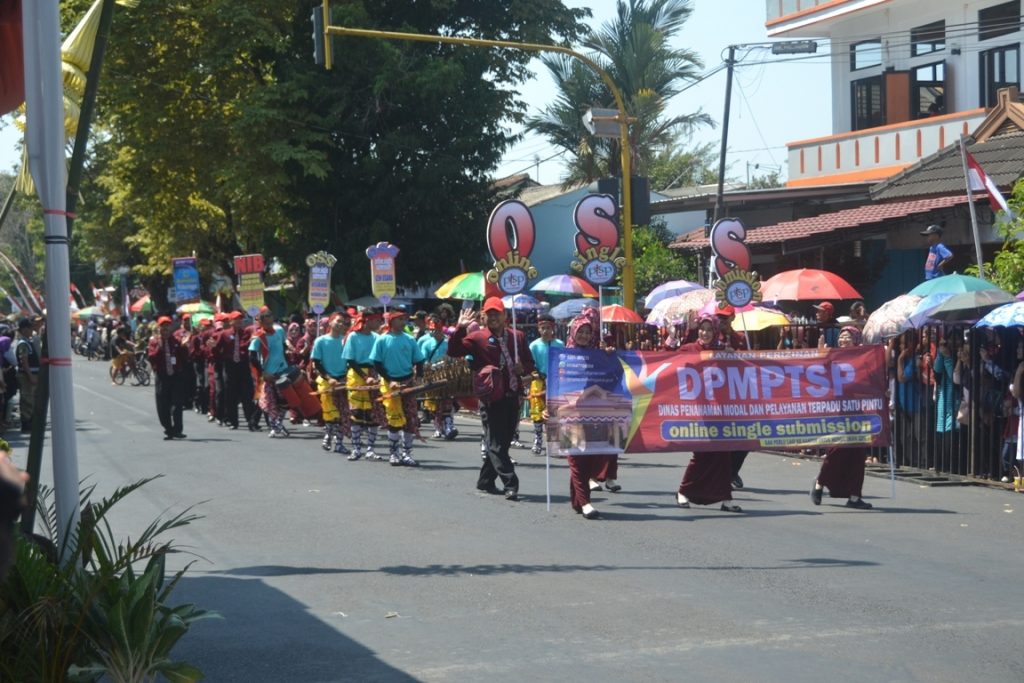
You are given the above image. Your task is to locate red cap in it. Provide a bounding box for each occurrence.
[715,305,735,317]
[228,311,243,320]
[385,310,407,324]
[482,296,505,314]
[156,316,172,326]
[813,302,834,315]
[200,318,213,327]
[182,313,191,320]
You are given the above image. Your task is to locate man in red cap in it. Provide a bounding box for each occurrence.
[248,307,290,437]
[370,310,425,466]
[814,302,839,348]
[342,310,382,460]
[147,316,189,440]
[190,317,214,416]
[174,314,196,412]
[448,297,534,500]
[312,312,352,454]
[218,311,257,430]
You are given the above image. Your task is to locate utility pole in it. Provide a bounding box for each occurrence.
[712,45,736,233]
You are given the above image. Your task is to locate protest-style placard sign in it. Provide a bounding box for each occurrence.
[171,257,200,304]
[366,242,398,306]
[234,254,265,316]
[306,251,336,314]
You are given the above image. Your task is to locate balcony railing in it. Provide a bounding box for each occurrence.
[785,109,987,186]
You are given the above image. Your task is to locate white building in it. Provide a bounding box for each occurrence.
[768,0,1021,186]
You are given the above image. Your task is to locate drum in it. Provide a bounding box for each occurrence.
[422,357,474,398]
[275,365,301,389]
[277,370,322,419]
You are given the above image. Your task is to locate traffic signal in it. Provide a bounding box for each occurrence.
[311,5,325,67]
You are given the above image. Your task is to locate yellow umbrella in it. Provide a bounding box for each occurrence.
[732,307,790,332]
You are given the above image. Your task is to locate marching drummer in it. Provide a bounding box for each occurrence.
[248,307,290,438]
[370,310,426,467]
[342,311,382,461]
[311,312,352,456]
[528,314,564,454]
[419,315,458,441]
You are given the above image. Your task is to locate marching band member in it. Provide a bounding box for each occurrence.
[342,311,382,461]
[248,308,290,438]
[370,310,426,466]
[527,313,563,455]
[311,312,351,455]
[218,311,258,431]
[419,315,458,440]
[675,314,742,513]
[147,316,189,440]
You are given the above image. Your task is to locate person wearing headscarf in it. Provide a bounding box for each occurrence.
[342,311,383,460]
[811,326,874,509]
[285,321,303,367]
[563,307,619,519]
[675,315,742,512]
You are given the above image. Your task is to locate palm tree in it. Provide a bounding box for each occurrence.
[526,0,712,185]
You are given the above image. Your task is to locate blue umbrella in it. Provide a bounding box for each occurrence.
[908,273,1001,297]
[976,301,1024,327]
[644,279,703,309]
[549,297,598,320]
[502,293,543,310]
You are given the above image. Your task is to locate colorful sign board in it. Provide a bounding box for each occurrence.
[708,218,761,309]
[547,346,890,454]
[234,254,265,316]
[569,193,625,286]
[366,242,399,305]
[306,250,336,315]
[486,199,538,295]
[171,257,200,304]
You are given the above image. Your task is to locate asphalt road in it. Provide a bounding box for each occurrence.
[14,357,1024,682]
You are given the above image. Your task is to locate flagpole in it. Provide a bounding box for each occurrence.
[959,135,986,280]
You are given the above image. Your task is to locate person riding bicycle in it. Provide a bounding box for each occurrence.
[111,327,137,378]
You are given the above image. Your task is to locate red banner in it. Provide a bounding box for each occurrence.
[619,346,889,453]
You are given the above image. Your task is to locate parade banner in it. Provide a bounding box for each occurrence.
[547,346,889,454]
[366,242,398,305]
[233,253,265,317]
[171,257,200,304]
[306,250,336,315]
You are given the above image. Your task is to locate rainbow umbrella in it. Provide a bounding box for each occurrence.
[530,274,598,297]
[435,272,485,300]
[177,300,215,315]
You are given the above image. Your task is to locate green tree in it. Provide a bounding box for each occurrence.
[630,219,697,302]
[70,0,587,300]
[647,141,717,191]
[527,0,712,185]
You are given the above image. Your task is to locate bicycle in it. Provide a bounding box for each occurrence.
[109,351,150,386]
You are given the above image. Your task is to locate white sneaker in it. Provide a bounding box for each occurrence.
[433,429,442,439]
[589,478,602,491]
[1002,476,1011,483]
[302,419,312,427]
[511,440,525,448]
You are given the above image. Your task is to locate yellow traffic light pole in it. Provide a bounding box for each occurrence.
[321,6,637,310]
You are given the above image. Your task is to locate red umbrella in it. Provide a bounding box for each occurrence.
[761,268,862,301]
[129,294,152,313]
[601,304,644,324]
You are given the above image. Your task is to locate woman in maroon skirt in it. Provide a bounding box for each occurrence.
[811,326,874,509]
[675,315,742,512]
[565,308,619,520]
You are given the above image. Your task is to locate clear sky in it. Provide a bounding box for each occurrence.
[0,0,833,185]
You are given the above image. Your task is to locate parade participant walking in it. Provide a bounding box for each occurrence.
[312,312,352,455]
[206,313,227,425]
[147,316,189,440]
[13,318,39,433]
[528,314,564,455]
[342,311,382,461]
[419,316,457,440]
[219,312,258,431]
[370,310,426,466]
[191,318,213,415]
[812,326,875,509]
[448,297,534,501]
[174,315,196,412]
[675,315,742,512]
[248,308,290,438]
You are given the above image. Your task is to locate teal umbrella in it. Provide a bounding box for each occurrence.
[908,274,1002,297]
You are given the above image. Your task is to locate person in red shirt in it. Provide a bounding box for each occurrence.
[147,316,190,440]
[448,297,534,501]
[217,311,258,430]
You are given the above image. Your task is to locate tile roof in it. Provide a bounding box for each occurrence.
[871,130,1024,201]
[670,194,969,250]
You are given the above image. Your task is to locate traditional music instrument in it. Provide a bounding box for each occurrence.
[422,357,473,398]
[275,366,321,419]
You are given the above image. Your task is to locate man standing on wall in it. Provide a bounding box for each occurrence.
[922,224,953,280]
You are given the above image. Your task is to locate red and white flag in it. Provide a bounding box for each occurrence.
[965,149,1012,216]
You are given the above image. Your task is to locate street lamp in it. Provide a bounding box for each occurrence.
[315,2,640,309]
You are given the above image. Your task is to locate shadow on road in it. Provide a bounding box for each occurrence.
[175,575,420,682]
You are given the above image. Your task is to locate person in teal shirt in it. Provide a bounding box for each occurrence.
[527,314,565,454]
[371,311,426,465]
[311,313,350,455]
[248,308,289,437]
[341,313,381,461]
[418,315,458,440]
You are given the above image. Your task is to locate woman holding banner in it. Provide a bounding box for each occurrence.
[811,326,874,509]
[565,308,620,520]
[675,315,743,512]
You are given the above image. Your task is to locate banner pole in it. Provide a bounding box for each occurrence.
[545,440,551,511]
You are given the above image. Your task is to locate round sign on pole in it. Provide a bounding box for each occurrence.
[583,259,617,286]
[378,293,392,306]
